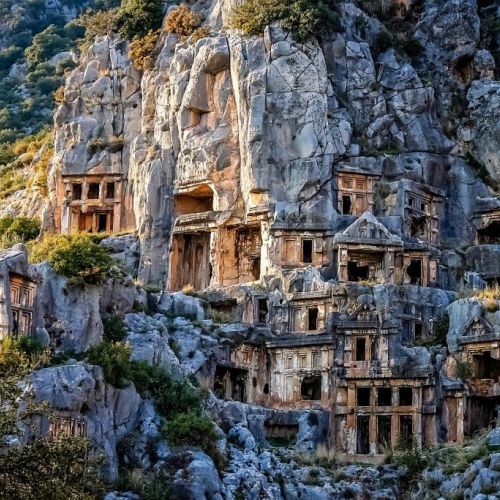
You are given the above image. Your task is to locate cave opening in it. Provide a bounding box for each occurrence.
[300,376,322,401]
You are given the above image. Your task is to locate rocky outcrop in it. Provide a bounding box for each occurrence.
[31,363,148,478]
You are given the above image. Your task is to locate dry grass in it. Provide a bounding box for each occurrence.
[182,284,196,296]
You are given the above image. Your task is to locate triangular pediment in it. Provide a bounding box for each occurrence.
[334,212,402,244]
[348,302,379,323]
[461,315,494,338]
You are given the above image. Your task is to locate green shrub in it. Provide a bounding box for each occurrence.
[228,0,340,42]
[25,25,69,67]
[372,30,393,53]
[73,8,119,51]
[17,335,46,357]
[390,436,425,475]
[163,412,217,451]
[129,361,203,419]
[116,0,164,39]
[103,315,127,343]
[115,468,172,500]
[455,360,474,380]
[2,217,40,242]
[29,233,116,285]
[85,341,132,388]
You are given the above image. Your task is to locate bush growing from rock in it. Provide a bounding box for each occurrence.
[0,337,102,498]
[165,4,203,38]
[29,233,116,286]
[229,0,340,42]
[129,361,203,419]
[116,0,164,39]
[103,315,128,343]
[128,30,160,71]
[0,216,40,248]
[162,412,218,451]
[85,341,132,388]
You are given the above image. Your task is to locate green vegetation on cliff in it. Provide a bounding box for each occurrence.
[228,0,340,42]
[0,337,102,499]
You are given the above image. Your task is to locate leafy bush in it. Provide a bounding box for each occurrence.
[389,436,425,475]
[116,0,164,39]
[73,8,119,51]
[0,336,102,498]
[103,315,127,343]
[29,233,116,285]
[165,4,203,38]
[3,217,40,241]
[85,341,132,388]
[455,359,474,380]
[0,437,103,499]
[163,412,218,450]
[372,30,393,53]
[129,361,203,419]
[25,24,69,67]
[115,468,172,500]
[228,0,340,42]
[128,30,160,71]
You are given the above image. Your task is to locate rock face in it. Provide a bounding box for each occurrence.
[31,363,147,478]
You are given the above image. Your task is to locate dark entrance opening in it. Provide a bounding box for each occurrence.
[452,54,474,84]
[308,307,319,331]
[377,415,392,452]
[88,183,99,199]
[399,387,413,406]
[410,216,427,239]
[97,213,108,232]
[478,222,500,244]
[72,184,82,200]
[377,387,392,406]
[357,415,370,454]
[399,415,413,441]
[407,259,422,285]
[342,195,352,215]
[414,322,422,340]
[465,396,500,438]
[301,376,321,401]
[213,366,247,402]
[348,261,369,281]
[357,387,371,406]
[302,239,313,263]
[264,420,299,447]
[251,256,261,280]
[257,298,269,323]
[106,182,115,199]
[473,351,500,379]
[355,338,366,361]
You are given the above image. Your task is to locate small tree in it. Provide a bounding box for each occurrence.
[0,337,102,498]
[165,4,203,38]
[116,0,164,39]
[128,30,160,71]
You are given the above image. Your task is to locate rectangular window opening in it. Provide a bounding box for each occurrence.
[399,387,413,406]
[87,183,100,199]
[357,387,371,406]
[106,182,115,199]
[377,387,392,406]
[72,184,82,200]
[302,239,313,263]
[342,195,352,215]
[308,307,319,331]
[355,338,366,361]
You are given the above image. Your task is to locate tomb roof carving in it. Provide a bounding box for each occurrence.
[333,212,403,246]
